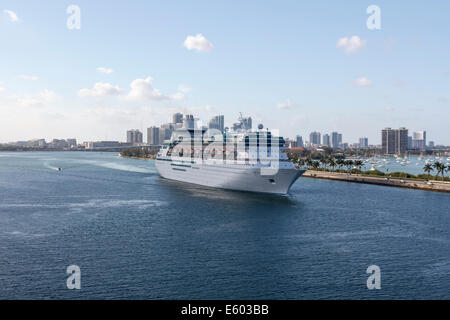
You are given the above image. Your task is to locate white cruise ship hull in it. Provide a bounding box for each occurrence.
[155,159,305,195]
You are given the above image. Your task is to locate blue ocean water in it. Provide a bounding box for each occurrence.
[0,151,449,299]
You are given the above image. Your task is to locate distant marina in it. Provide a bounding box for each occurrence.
[347,155,450,176]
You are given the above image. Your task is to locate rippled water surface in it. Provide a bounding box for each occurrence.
[0,152,449,299]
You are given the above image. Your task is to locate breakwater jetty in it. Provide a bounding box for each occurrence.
[303,170,450,193]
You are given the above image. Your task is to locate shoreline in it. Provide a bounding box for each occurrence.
[117,154,449,193]
[303,170,450,193]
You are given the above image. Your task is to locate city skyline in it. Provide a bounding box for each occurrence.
[1,1,450,144]
[4,111,445,150]
[1,108,442,147]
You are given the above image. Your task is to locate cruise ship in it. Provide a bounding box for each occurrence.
[155,116,305,195]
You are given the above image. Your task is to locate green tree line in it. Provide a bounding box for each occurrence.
[120,147,159,159]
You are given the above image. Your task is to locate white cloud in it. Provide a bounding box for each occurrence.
[177,84,191,93]
[184,34,214,52]
[18,75,38,81]
[78,82,123,97]
[170,92,186,101]
[337,36,366,54]
[17,89,59,107]
[0,86,4,93]
[276,99,294,110]
[3,10,19,22]
[96,67,113,74]
[127,77,168,101]
[352,77,373,87]
[78,77,186,102]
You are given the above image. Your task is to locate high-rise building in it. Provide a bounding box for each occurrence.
[413,131,426,141]
[322,134,330,147]
[296,135,304,148]
[412,131,426,150]
[127,130,134,144]
[159,123,174,144]
[382,127,408,155]
[382,128,396,154]
[126,129,142,145]
[331,132,342,149]
[407,136,413,149]
[359,137,368,149]
[183,115,195,129]
[208,115,225,132]
[135,130,143,144]
[396,127,408,154]
[147,127,160,145]
[309,131,321,145]
[428,141,434,148]
[159,129,171,144]
[172,113,183,125]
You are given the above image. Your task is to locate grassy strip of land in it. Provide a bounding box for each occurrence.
[302,170,450,193]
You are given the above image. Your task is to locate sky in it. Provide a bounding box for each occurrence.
[0,0,449,145]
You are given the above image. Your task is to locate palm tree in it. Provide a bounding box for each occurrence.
[319,158,327,170]
[423,163,433,181]
[312,161,320,171]
[433,161,441,180]
[328,157,336,172]
[354,160,363,172]
[336,159,344,173]
[344,160,354,173]
[306,158,313,170]
[438,163,446,181]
